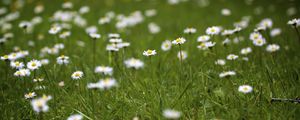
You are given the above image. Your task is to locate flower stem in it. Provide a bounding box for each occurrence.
[178,45,183,85]
[294,27,300,44]
[108,51,112,66]
[93,39,96,67]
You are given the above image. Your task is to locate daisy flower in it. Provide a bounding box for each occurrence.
[145,9,157,17]
[98,78,117,90]
[71,71,84,80]
[94,66,113,76]
[62,2,73,9]
[219,71,236,78]
[8,53,20,61]
[222,38,231,45]
[177,51,188,60]
[57,55,70,65]
[143,49,157,56]
[27,60,42,70]
[148,22,160,34]
[197,41,216,50]
[197,35,210,42]
[30,95,52,113]
[89,33,101,39]
[19,21,32,29]
[258,18,273,29]
[108,33,120,38]
[172,37,186,45]
[206,26,221,35]
[14,68,31,77]
[33,78,44,82]
[109,38,122,43]
[41,59,50,65]
[86,26,98,34]
[163,109,181,119]
[242,57,249,61]
[48,25,62,34]
[116,42,130,49]
[221,8,231,16]
[34,5,44,14]
[253,38,266,46]
[270,28,281,37]
[98,17,111,25]
[0,55,9,61]
[266,44,280,52]
[249,32,263,41]
[87,82,101,89]
[221,30,235,36]
[215,59,226,66]
[59,31,71,39]
[67,114,83,120]
[240,47,252,55]
[25,92,36,99]
[183,27,197,34]
[227,54,239,60]
[238,85,253,94]
[287,18,300,27]
[58,81,65,87]
[124,58,144,69]
[79,6,90,14]
[10,61,24,69]
[254,26,267,32]
[161,40,172,51]
[106,44,119,52]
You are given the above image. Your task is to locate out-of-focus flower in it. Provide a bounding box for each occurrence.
[14,68,31,77]
[25,92,36,99]
[57,55,70,65]
[143,49,157,56]
[161,40,172,51]
[148,22,160,34]
[184,27,197,34]
[71,71,84,80]
[215,59,226,66]
[227,54,238,60]
[240,47,252,55]
[177,51,187,60]
[163,109,181,119]
[27,60,42,70]
[172,37,186,45]
[124,58,144,69]
[30,95,52,113]
[221,8,231,16]
[67,114,83,120]
[197,35,210,42]
[238,85,253,94]
[219,71,236,78]
[206,26,221,35]
[266,44,280,52]
[95,66,113,76]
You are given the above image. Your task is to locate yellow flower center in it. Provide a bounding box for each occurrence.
[31,63,36,67]
[199,43,205,47]
[243,87,248,91]
[74,73,80,77]
[36,100,44,107]
[257,40,262,44]
[147,50,153,54]
[176,38,181,43]
[211,29,216,32]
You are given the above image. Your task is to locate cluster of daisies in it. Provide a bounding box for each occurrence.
[143,16,300,96]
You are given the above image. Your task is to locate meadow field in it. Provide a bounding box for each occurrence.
[0,0,300,119]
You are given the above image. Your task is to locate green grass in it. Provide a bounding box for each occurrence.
[1,0,300,119]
